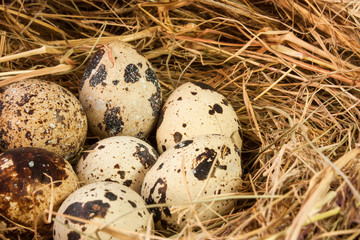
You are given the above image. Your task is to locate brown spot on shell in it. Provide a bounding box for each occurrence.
[133,143,158,169]
[103,107,124,136]
[173,132,182,143]
[174,140,193,149]
[63,200,110,225]
[80,48,105,90]
[191,81,216,91]
[0,100,4,116]
[104,192,117,201]
[123,179,132,187]
[67,231,81,240]
[89,64,107,87]
[16,94,37,107]
[128,200,137,208]
[192,148,228,181]
[124,64,141,83]
[144,177,170,224]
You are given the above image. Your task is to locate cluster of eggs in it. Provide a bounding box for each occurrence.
[0,40,243,238]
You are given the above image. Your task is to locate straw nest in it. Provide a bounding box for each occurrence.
[0,1,360,239]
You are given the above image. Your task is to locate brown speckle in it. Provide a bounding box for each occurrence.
[173,132,182,143]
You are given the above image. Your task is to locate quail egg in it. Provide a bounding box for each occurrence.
[0,147,79,234]
[141,134,242,232]
[0,79,88,160]
[76,136,159,194]
[79,40,162,139]
[53,181,153,240]
[156,81,241,154]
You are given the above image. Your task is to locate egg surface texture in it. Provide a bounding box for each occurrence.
[156,81,241,154]
[141,134,242,232]
[53,181,153,240]
[79,40,162,139]
[0,79,87,159]
[76,136,159,194]
[0,147,78,233]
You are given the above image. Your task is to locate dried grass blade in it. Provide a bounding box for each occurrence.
[285,148,360,240]
[0,64,74,87]
[0,46,61,63]
[47,26,161,47]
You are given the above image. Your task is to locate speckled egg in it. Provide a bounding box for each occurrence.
[79,40,162,139]
[76,136,159,194]
[0,79,88,160]
[0,147,79,234]
[141,134,242,232]
[156,81,242,154]
[53,181,153,240]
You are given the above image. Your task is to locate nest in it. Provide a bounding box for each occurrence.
[1,0,360,239]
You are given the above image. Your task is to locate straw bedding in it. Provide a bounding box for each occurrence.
[0,0,359,239]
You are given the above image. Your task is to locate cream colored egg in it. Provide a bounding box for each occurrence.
[0,79,88,160]
[76,136,159,194]
[141,134,242,232]
[156,81,241,154]
[53,181,153,240]
[0,147,79,234]
[79,40,162,139]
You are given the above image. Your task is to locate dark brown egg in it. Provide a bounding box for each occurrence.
[0,147,79,234]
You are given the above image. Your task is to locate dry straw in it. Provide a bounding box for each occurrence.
[0,0,360,239]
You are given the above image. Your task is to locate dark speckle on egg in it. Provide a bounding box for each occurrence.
[148,89,161,116]
[104,192,118,201]
[145,177,170,224]
[0,129,9,149]
[128,200,137,208]
[80,48,105,90]
[192,148,218,180]
[67,231,81,240]
[89,64,107,87]
[16,94,37,107]
[173,132,182,143]
[209,103,223,115]
[123,179,132,187]
[221,98,229,106]
[145,65,159,87]
[0,100,4,116]
[133,143,157,168]
[63,200,110,225]
[191,81,216,91]
[174,140,193,149]
[213,104,223,113]
[118,170,125,179]
[103,107,124,136]
[124,64,141,83]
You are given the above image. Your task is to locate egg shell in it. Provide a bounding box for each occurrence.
[141,134,242,232]
[0,147,79,233]
[53,181,153,240]
[76,136,159,194]
[79,40,162,139]
[0,79,88,160]
[156,81,242,154]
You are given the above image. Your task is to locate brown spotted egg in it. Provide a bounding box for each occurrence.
[79,40,162,139]
[141,134,242,232]
[156,81,241,154]
[0,147,79,235]
[0,79,87,160]
[76,136,159,194]
[53,181,153,240]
